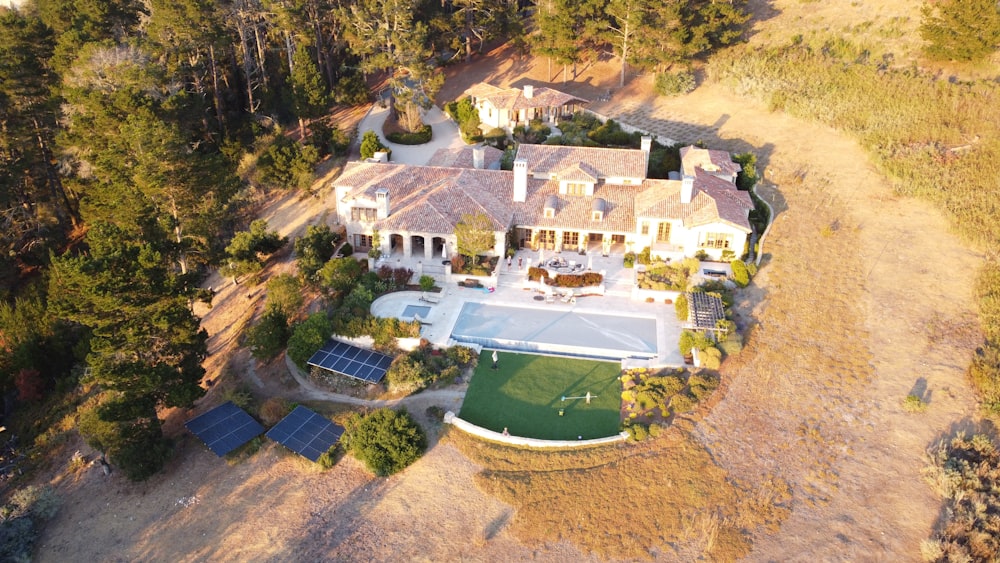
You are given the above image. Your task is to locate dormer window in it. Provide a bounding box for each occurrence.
[543,194,558,218]
[591,198,606,222]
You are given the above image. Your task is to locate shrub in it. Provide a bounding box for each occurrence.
[343,408,426,476]
[318,257,363,295]
[679,330,696,356]
[623,252,636,268]
[674,294,689,321]
[360,130,390,160]
[731,260,750,287]
[671,393,696,413]
[902,394,928,413]
[637,246,652,266]
[287,313,333,369]
[419,275,435,292]
[260,397,294,426]
[316,446,339,469]
[655,71,696,96]
[484,127,507,148]
[625,423,649,441]
[718,332,743,356]
[699,346,723,370]
[425,405,446,422]
[245,309,290,360]
[386,124,432,145]
[0,517,35,562]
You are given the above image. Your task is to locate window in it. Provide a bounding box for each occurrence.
[656,222,671,243]
[544,207,555,218]
[622,178,633,185]
[640,221,650,236]
[592,211,603,221]
[537,230,555,246]
[700,232,732,249]
[562,231,579,248]
[355,234,373,249]
[566,182,587,196]
[351,207,377,222]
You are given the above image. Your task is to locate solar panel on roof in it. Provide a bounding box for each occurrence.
[266,406,345,462]
[307,339,392,383]
[185,401,264,457]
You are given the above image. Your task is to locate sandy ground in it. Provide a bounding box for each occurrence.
[35,28,986,563]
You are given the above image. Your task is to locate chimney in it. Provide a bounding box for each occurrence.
[641,135,652,153]
[513,158,528,203]
[523,84,534,99]
[681,176,694,204]
[375,187,390,219]
[473,146,485,169]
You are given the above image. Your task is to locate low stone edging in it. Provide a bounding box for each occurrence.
[444,411,629,448]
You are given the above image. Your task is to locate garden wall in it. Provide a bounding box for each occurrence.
[445,411,628,448]
[582,109,678,146]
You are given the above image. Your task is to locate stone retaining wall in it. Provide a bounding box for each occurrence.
[444,411,629,448]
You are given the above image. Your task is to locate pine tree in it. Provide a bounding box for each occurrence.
[290,42,330,139]
[920,0,1000,62]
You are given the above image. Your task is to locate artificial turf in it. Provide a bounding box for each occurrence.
[459,351,622,440]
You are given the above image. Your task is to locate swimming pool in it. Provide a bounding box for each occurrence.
[450,302,657,360]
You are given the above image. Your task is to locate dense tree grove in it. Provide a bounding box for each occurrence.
[0,0,750,480]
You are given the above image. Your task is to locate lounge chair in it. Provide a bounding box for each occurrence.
[420,292,441,304]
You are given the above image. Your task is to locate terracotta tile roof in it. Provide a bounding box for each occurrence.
[680,145,742,178]
[516,144,648,180]
[512,87,588,110]
[634,175,753,232]
[336,163,515,234]
[463,83,588,112]
[426,146,503,169]
[557,161,600,182]
[514,182,637,234]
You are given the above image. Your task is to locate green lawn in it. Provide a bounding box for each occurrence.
[459,351,622,440]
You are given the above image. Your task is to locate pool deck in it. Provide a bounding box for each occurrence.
[370,249,685,366]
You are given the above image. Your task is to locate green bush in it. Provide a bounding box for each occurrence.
[386,124,432,145]
[654,71,696,96]
[625,423,649,441]
[343,408,426,476]
[360,130,390,160]
[0,517,35,562]
[731,260,750,287]
[265,274,303,316]
[670,393,695,413]
[484,127,507,148]
[902,394,928,413]
[245,309,290,360]
[316,446,339,469]
[699,346,723,370]
[623,252,636,268]
[419,275,436,292]
[675,294,689,322]
[718,332,743,356]
[679,330,696,356]
[637,246,652,265]
[287,313,332,369]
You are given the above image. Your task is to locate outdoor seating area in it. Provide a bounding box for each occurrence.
[540,256,586,275]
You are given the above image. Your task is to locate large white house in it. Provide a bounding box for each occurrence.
[463,82,589,132]
[332,142,754,262]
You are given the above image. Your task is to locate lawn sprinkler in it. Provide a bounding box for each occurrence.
[561,392,597,404]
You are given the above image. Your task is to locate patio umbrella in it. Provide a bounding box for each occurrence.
[587,255,593,270]
[539,248,544,265]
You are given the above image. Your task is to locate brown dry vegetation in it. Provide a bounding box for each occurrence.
[450,428,790,561]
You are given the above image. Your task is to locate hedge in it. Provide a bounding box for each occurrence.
[386,124,432,145]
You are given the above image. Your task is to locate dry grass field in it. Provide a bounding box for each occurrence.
[31,2,995,561]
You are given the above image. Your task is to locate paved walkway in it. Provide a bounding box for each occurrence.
[355,103,467,165]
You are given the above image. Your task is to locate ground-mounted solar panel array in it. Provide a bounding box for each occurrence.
[266,406,345,462]
[184,401,265,457]
[307,339,393,383]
